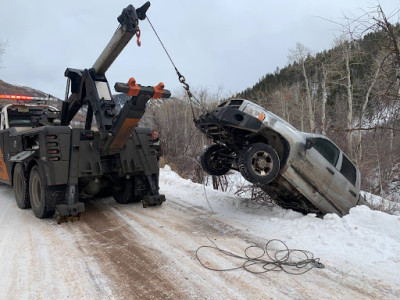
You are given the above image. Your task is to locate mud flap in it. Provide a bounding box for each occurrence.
[55,203,85,223]
[55,185,85,222]
[142,195,166,208]
[142,175,165,207]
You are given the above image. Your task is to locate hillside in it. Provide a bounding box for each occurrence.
[236,28,399,134]
[0,79,50,96]
[0,79,57,102]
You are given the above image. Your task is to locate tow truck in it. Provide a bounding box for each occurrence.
[0,2,170,219]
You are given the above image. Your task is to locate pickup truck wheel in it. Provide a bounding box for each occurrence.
[13,163,30,209]
[200,144,232,176]
[113,178,142,204]
[238,143,280,184]
[29,165,55,218]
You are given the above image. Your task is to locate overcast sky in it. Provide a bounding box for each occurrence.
[0,0,399,99]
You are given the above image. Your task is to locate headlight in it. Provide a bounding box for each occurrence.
[245,107,265,121]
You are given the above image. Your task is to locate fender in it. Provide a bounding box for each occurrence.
[0,146,10,183]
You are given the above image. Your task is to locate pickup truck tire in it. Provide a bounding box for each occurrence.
[200,144,232,176]
[13,163,30,209]
[238,143,280,184]
[113,178,141,204]
[29,165,56,218]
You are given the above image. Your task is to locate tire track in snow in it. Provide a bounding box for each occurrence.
[72,201,186,299]
[0,185,107,299]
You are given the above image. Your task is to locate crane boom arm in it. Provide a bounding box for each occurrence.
[92,2,149,75]
[61,2,171,156]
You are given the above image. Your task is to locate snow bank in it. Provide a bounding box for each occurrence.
[361,191,400,216]
[160,165,400,291]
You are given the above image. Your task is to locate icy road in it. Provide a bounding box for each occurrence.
[0,166,399,299]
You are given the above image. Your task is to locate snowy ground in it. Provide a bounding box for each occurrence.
[361,191,400,216]
[0,165,399,299]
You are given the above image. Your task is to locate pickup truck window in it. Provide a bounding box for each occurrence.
[312,138,340,167]
[9,118,32,126]
[7,109,34,127]
[340,155,357,186]
[228,100,243,107]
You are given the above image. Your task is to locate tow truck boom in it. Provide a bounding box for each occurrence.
[62,1,169,155]
[92,2,149,75]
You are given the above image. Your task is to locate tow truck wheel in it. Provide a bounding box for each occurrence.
[200,144,232,176]
[29,165,55,218]
[113,178,140,204]
[238,143,280,184]
[13,163,30,209]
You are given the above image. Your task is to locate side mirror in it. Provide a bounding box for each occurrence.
[305,139,313,150]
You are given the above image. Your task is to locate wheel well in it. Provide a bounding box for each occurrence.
[10,163,16,186]
[25,160,38,181]
[248,130,290,169]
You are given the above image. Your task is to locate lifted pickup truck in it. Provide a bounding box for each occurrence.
[195,99,371,217]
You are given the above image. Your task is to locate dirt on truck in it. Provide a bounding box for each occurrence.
[0,2,170,220]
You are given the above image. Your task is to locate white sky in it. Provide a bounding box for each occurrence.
[0,0,399,99]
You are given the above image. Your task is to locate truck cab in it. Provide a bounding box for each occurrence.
[0,103,60,130]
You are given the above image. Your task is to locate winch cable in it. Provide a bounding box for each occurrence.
[173,157,324,276]
[197,182,325,275]
[146,16,199,120]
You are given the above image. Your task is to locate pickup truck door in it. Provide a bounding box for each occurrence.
[291,137,342,214]
[327,153,359,214]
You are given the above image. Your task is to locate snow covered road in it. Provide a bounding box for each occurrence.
[0,166,399,299]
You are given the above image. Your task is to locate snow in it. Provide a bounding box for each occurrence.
[0,164,399,299]
[361,190,400,216]
[0,185,112,299]
[160,165,400,294]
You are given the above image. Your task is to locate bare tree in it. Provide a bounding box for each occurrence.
[325,7,381,157]
[288,43,316,132]
[371,6,400,92]
[320,62,328,135]
[329,5,400,175]
[356,53,385,164]
[328,37,361,155]
[140,87,221,183]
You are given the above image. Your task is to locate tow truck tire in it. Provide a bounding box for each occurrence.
[200,144,232,176]
[29,165,55,218]
[113,178,141,204]
[238,143,280,184]
[13,163,30,209]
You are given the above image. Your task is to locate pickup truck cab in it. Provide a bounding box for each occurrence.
[195,99,370,216]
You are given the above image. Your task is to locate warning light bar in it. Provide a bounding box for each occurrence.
[0,94,32,100]
[0,95,57,101]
